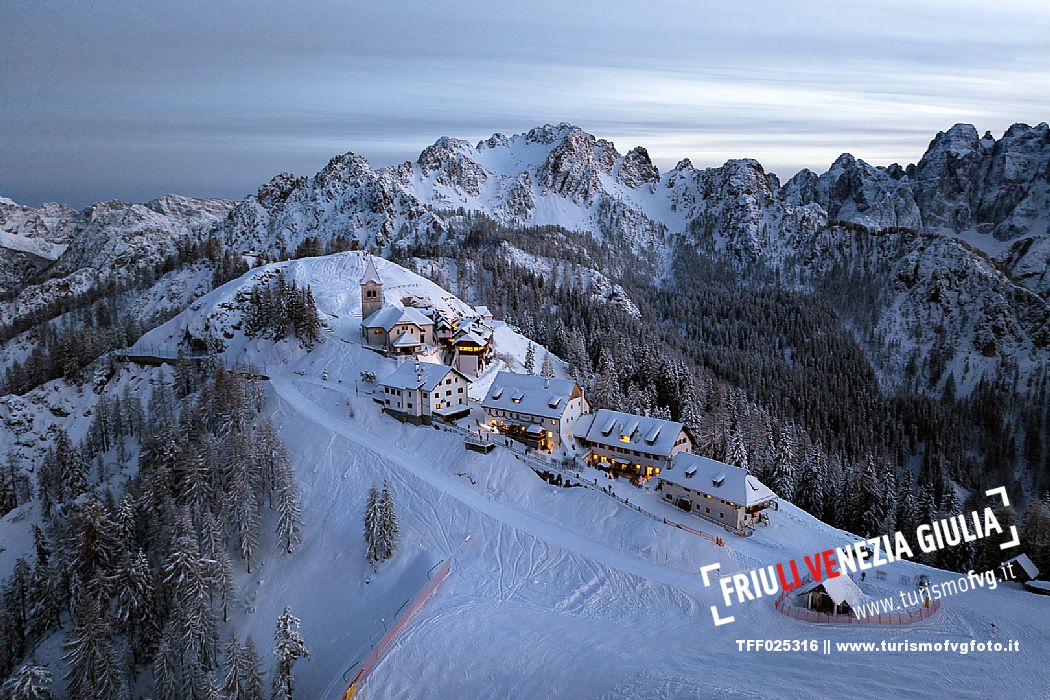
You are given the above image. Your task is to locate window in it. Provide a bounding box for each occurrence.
[458,387,464,393]
[446,390,452,396]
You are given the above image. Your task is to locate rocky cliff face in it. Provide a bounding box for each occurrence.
[783,122,1050,292]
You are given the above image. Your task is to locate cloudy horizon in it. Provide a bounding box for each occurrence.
[2,0,1048,208]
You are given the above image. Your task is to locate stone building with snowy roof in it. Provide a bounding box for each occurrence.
[658,452,778,531]
[573,408,692,479]
[482,371,588,452]
[359,258,435,354]
[377,361,471,424]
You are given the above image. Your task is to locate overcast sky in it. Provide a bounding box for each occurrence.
[2,0,1048,207]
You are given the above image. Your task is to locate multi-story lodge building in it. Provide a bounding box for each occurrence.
[482,372,588,452]
[657,452,777,531]
[376,361,471,424]
[574,409,692,479]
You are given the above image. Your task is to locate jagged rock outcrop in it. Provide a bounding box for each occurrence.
[783,122,1050,292]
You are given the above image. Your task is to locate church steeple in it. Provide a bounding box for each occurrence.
[360,256,383,319]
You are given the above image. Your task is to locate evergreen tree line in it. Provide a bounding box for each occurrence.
[241,271,323,349]
[289,234,358,260]
[0,364,305,698]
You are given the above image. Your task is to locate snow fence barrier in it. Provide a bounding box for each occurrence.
[343,558,452,698]
[773,576,940,625]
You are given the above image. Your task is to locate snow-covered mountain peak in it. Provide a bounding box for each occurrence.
[617,146,660,188]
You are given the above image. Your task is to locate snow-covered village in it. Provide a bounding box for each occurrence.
[2,3,1050,699]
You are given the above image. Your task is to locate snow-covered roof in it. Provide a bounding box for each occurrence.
[482,371,581,419]
[474,305,491,317]
[391,331,421,348]
[579,408,686,457]
[455,330,490,346]
[799,574,865,610]
[660,452,777,507]
[361,256,382,285]
[1004,553,1040,580]
[363,305,434,331]
[380,362,466,392]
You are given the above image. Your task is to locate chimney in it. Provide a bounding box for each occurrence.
[544,377,550,389]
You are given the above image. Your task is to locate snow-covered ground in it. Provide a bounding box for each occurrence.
[131,252,1050,699]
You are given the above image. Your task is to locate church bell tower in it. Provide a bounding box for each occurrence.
[360,256,383,320]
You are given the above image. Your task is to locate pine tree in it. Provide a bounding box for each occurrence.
[363,484,382,571]
[68,498,120,607]
[1,451,30,515]
[276,461,303,555]
[63,596,128,700]
[767,432,796,501]
[240,636,265,700]
[725,425,749,472]
[540,351,555,378]
[378,480,400,564]
[222,633,245,700]
[113,550,153,662]
[524,343,536,375]
[794,446,827,518]
[591,351,620,409]
[271,607,309,700]
[858,456,886,537]
[0,662,53,700]
[895,476,919,536]
[566,329,591,383]
[54,430,88,503]
[152,627,179,700]
[162,517,219,671]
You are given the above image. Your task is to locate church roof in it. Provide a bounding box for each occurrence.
[361,256,382,285]
[363,305,434,331]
